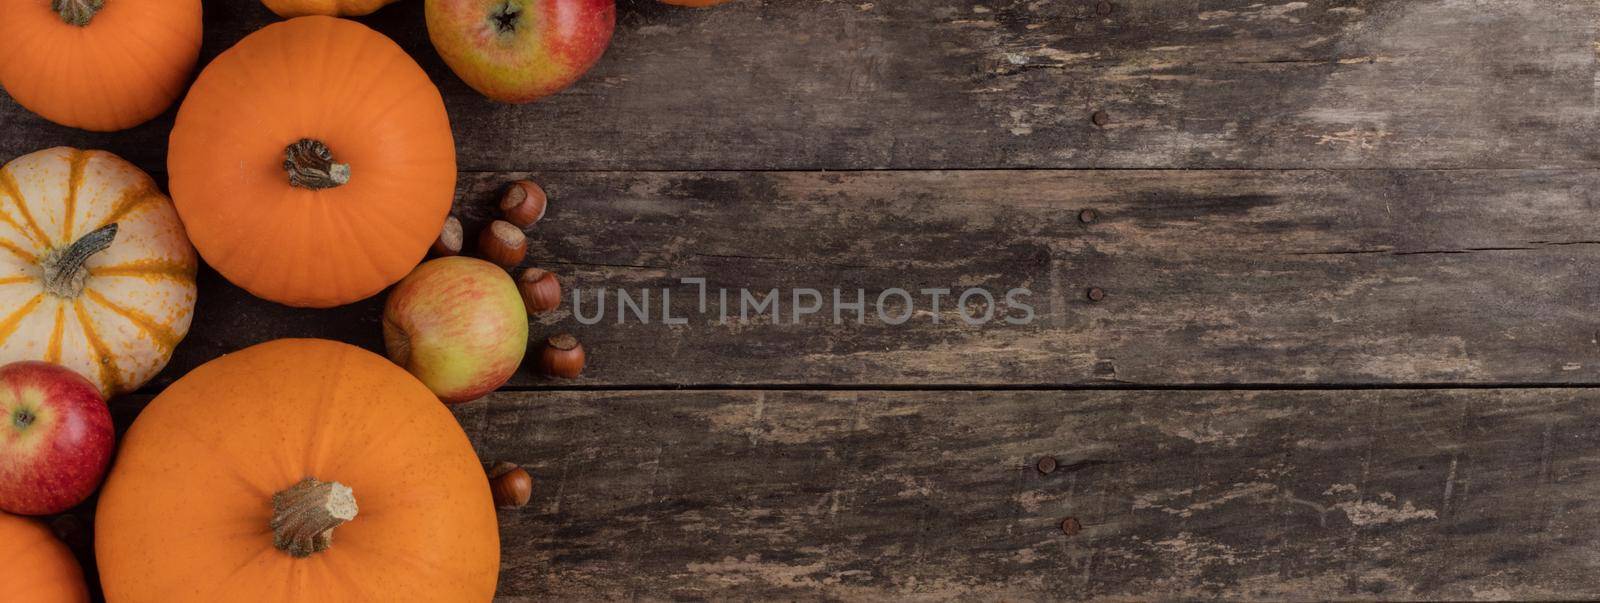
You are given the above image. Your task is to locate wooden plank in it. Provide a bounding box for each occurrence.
[78,387,1600,600]
[157,168,1600,389]
[3,0,1594,171]
[432,387,1600,600]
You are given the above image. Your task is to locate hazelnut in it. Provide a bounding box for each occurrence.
[478,220,527,268]
[540,334,585,379]
[432,215,463,257]
[487,461,532,508]
[500,180,548,228]
[518,268,561,314]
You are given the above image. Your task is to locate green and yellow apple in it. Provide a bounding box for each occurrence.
[426,0,616,103]
[383,257,529,404]
[0,361,113,516]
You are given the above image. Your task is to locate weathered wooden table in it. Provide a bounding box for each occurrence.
[8,0,1600,599]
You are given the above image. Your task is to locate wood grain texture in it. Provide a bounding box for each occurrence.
[158,169,1600,389]
[2,0,1594,171]
[74,387,1600,601]
[12,0,1599,600]
[442,388,1600,600]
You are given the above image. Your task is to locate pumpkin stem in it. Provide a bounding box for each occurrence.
[40,223,117,298]
[284,139,351,190]
[52,0,104,26]
[271,477,359,558]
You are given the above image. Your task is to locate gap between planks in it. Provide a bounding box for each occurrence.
[420,382,1600,393]
[127,381,1600,398]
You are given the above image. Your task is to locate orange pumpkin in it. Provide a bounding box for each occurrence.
[168,17,456,308]
[0,147,198,397]
[96,339,499,602]
[0,511,89,603]
[0,0,202,132]
[263,0,400,17]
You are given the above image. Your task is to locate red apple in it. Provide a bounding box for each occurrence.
[383,257,529,404]
[0,362,113,516]
[426,0,616,103]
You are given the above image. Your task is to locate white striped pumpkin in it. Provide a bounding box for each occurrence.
[0,147,197,397]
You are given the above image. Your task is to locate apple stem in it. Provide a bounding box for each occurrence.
[284,139,351,190]
[271,477,358,558]
[53,0,104,26]
[41,223,117,298]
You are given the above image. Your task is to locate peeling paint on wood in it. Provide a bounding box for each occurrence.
[434,388,1599,600]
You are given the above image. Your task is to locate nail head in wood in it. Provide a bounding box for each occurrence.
[1091,110,1110,127]
[1086,287,1106,302]
[1060,517,1083,536]
[1095,1,1113,15]
[1036,456,1058,474]
[1078,208,1098,224]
